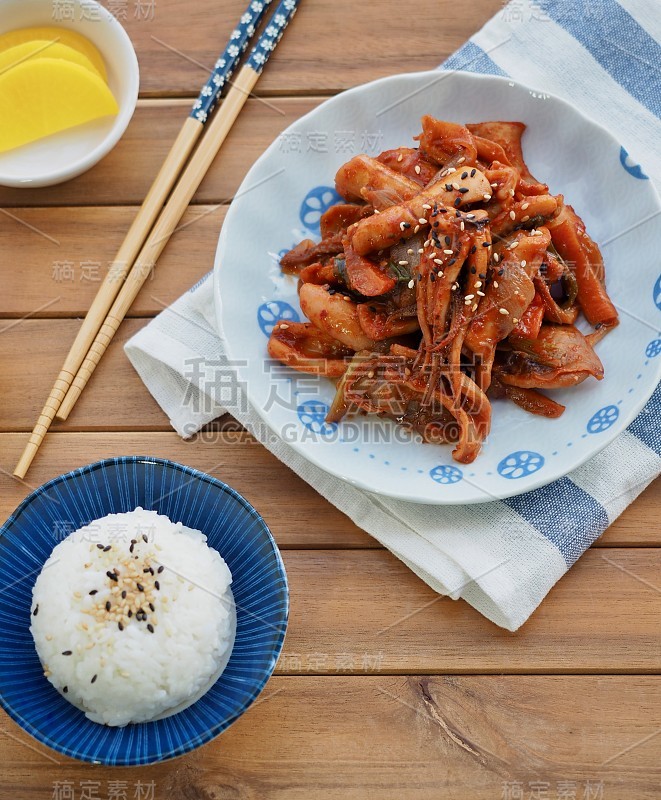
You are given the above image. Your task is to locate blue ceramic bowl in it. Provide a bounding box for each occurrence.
[0,457,288,765]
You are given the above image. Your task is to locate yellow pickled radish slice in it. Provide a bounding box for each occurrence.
[0,26,107,82]
[0,40,104,81]
[0,58,118,153]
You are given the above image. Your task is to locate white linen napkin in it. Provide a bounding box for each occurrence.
[126,0,661,630]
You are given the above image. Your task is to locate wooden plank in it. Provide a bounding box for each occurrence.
[93,0,503,97]
[0,676,659,798]
[0,98,317,207]
[0,427,658,548]
[0,433,374,550]
[0,207,223,318]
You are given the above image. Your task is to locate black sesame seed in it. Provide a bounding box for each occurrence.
[105,601,111,612]
[444,236,451,245]
[143,568,151,573]
[470,168,476,177]
[461,171,468,179]
[459,187,469,194]
[448,259,457,266]
[455,211,461,217]
[430,273,436,282]
[106,571,118,582]
[91,674,97,683]
[445,183,453,192]
[154,581,160,591]
[62,651,72,656]
[142,535,148,543]
[498,268,505,276]
[147,624,154,634]
[136,583,144,592]
[33,605,38,616]
[482,241,490,247]
[479,273,487,279]
[121,590,127,599]
[63,686,68,694]
[128,610,133,618]
[470,267,477,274]
[439,208,448,214]
[96,544,104,550]
[118,622,123,632]
[402,222,411,229]
[89,590,98,596]
[454,197,461,208]
[470,245,477,254]
[103,545,111,552]
[432,221,439,228]
[328,288,336,296]
[149,603,155,612]
[129,544,135,554]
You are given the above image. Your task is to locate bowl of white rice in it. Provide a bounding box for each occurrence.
[0,457,288,765]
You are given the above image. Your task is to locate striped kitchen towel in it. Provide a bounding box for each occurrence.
[126,0,661,630]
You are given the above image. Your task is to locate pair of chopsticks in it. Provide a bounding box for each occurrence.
[14,0,299,479]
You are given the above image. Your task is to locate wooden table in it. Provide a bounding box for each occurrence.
[1,1,660,797]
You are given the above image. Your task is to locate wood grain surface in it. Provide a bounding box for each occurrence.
[0,0,659,797]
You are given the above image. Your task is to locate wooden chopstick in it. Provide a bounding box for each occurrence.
[13,0,283,479]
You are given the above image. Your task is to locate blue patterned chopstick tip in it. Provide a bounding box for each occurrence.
[191,0,275,123]
[245,0,299,74]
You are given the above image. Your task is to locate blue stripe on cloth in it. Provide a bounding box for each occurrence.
[504,477,609,566]
[542,0,661,118]
[627,381,661,455]
[441,41,507,77]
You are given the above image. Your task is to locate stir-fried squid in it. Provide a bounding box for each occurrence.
[267,116,618,464]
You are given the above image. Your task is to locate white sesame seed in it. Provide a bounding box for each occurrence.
[509,210,516,220]
[474,281,482,288]
[451,284,458,291]
[521,202,530,210]
[452,182,460,191]
[465,294,475,301]
[460,221,465,231]
[407,279,415,288]
[512,318,519,324]
[407,248,414,254]
[424,239,430,247]
[457,156,466,164]
[509,241,519,250]
[422,203,432,210]
[418,248,424,254]
[477,291,485,297]
[509,188,515,197]
[279,323,289,329]
[472,302,478,311]
[491,182,498,188]
[493,253,500,263]
[521,260,527,268]
[443,249,453,255]
[414,225,420,233]
[493,281,499,288]
[367,371,375,378]
[398,260,409,266]
[373,208,380,214]
[522,215,530,222]
[464,299,471,305]
[499,308,509,315]
[415,165,421,175]
[483,194,492,201]
[344,295,351,302]
[397,154,403,162]
[418,217,427,225]
[434,258,443,265]
[400,221,406,231]
[437,270,444,277]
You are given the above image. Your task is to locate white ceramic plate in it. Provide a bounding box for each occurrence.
[215,70,661,504]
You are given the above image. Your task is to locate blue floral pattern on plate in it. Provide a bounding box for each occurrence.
[619,146,649,180]
[257,300,299,336]
[299,186,342,234]
[654,274,661,311]
[430,465,463,485]
[297,400,336,436]
[497,451,545,479]
[646,339,661,358]
[587,405,619,434]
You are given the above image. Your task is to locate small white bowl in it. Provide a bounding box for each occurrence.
[0,0,139,187]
